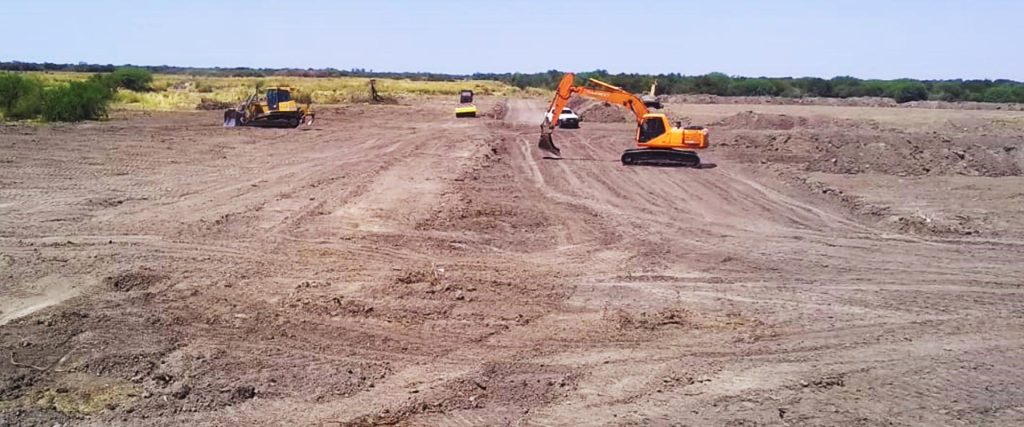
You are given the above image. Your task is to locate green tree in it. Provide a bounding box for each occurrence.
[830,76,863,98]
[693,73,731,96]
[932,81,965,101]
[982,86,1017,103]
[794,77,833,97]
[887,82,928,103]
[729,78,779,96]
[104,67,154,91]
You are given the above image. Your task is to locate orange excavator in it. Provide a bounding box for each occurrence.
[539,73,709,166]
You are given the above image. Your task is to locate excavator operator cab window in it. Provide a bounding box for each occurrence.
[460,90,474,104]
[638,117,666,142]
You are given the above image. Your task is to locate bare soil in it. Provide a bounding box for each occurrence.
[2,97,1024,426]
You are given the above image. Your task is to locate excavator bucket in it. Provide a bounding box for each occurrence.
[536,74,575,158]
[538,133,561,157]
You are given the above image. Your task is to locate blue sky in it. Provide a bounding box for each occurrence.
[2,0,1022,80]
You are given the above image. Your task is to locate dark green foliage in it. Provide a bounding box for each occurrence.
[99,67,153,91]
[931,81,965,101]
[692,72,732,96]
[0,73,44,119]
[982,86,1017,103]
[794,78,833,97]
[729,78,779,96]
[41,80,113,122]
[886,81,929,103]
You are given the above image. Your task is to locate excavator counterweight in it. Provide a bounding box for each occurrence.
[538,73,708,167]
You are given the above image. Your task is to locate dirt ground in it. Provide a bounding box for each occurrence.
[2,96,1024,426]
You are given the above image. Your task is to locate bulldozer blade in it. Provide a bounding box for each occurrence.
[538,134,561,157]
[223,109,239,127]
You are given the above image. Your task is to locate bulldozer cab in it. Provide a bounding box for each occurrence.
[266,88,291,111]
[638,116,667,143]
[459,90,474,104]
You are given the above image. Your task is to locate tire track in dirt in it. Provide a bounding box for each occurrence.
[4,101,1024,426]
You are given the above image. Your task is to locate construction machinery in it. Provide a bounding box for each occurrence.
[455,90,477,118]
[539,73,708,167]
[223,86,314,128]
[641,80,663,109]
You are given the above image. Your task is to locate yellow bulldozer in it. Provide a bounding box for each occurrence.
[224,86,315,128]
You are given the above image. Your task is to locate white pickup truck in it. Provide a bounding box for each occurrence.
[545,107,581,129]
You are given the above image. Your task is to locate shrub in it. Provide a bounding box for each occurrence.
[982,86,1017,103]
[887,82,929,103]
[106,67,153,91]
[795,78,833,97]
[728,78,779,96]
[42,80,113,121]
[0,73,44,119]
[693,73,732,96]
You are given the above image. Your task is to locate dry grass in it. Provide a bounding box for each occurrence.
[21,71,527,111]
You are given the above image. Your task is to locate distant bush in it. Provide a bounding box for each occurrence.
[42,80,113,121]
[0,73,44,119]
[887,81,929,103]
[982,86,1017,103]
[729,78,779,96]
[107,67,153,91]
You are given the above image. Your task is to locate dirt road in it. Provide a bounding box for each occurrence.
[2,98,1024,426]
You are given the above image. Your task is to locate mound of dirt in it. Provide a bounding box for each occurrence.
[807,133,1023,177]
[483,100,508,120]
[579,103,631,123]
[196,98,234,111]
[725,128,1024,177]
[897,100,1024,111]
[104,271,165,292]
[712,111,808,130]
[566,96,589,110]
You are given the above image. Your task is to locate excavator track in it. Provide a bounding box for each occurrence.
[620,148,700,167]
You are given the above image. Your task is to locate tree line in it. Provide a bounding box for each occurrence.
[4,61,1024,104]
[477,70,1024,104]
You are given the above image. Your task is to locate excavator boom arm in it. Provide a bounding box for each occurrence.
[539,73,651,157]
[544,73,649,128]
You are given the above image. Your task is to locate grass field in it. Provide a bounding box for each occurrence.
[20,71,531,111]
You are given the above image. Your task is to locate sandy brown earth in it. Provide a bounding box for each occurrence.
[2,97,1024,426]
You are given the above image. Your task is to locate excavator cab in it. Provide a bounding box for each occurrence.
[638,116,667,142]
[459,90,474,104]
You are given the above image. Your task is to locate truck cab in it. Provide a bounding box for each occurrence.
[545,107,581,128]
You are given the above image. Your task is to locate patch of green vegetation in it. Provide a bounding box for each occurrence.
[41,80,113,121]
[0,67,160,121]
[0,73,44,119]
[106,67,153,91]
